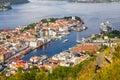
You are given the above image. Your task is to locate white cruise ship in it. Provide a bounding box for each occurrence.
[100,21,112,32]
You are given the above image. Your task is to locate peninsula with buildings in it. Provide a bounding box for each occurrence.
[0,2,11,10]
[0,0,29,10]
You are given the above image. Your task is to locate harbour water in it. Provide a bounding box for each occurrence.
[0,0,120,60]
[22,31,87,60]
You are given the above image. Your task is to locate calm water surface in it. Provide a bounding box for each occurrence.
[0,0,120,60]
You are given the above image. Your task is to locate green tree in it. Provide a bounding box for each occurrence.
[35,70,48,80]
[6,35,11,39]
[41,19,48,23]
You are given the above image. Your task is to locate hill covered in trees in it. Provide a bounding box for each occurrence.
[0,0,29,4]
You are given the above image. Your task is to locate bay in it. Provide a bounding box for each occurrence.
[0,0,120,60]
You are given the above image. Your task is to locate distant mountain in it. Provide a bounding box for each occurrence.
[68,0,120,3]
[0,0,29,4]
[38,0,120,3]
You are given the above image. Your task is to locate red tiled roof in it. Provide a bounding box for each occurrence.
[72,44,100,53]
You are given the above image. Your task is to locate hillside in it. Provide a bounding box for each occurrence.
[77,44,120,80]
[0,0,29,4]
[0,44,120,80]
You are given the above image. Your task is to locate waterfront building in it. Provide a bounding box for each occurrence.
[29,41,38,48]
[72,16,76,20]
[49,29,57,37]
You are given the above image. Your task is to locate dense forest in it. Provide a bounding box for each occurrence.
[0,0,29,4]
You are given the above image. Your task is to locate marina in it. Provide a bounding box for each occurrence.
[21,31,86,61]
[0,16,88,71]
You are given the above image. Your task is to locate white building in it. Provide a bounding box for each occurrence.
[60,61,70,67]
[49,29,57,37]
[29,41,37,48]
[72,16,76,20]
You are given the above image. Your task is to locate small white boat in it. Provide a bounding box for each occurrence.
[63,39,68,43]
[30,56,40,63]
[40,55,47,61]
[76,40,82,44]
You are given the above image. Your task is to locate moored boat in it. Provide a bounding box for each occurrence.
[63,39,68,43]
[30,55,47,63]
[76,40,82,44]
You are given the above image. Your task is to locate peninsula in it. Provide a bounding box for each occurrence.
[0,0,29,4]
[0,2,11,10]
[0,0,29,10]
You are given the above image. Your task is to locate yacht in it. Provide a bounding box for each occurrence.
[30,55,47,63]
[76,40,82,44]
[63,39,68,43]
